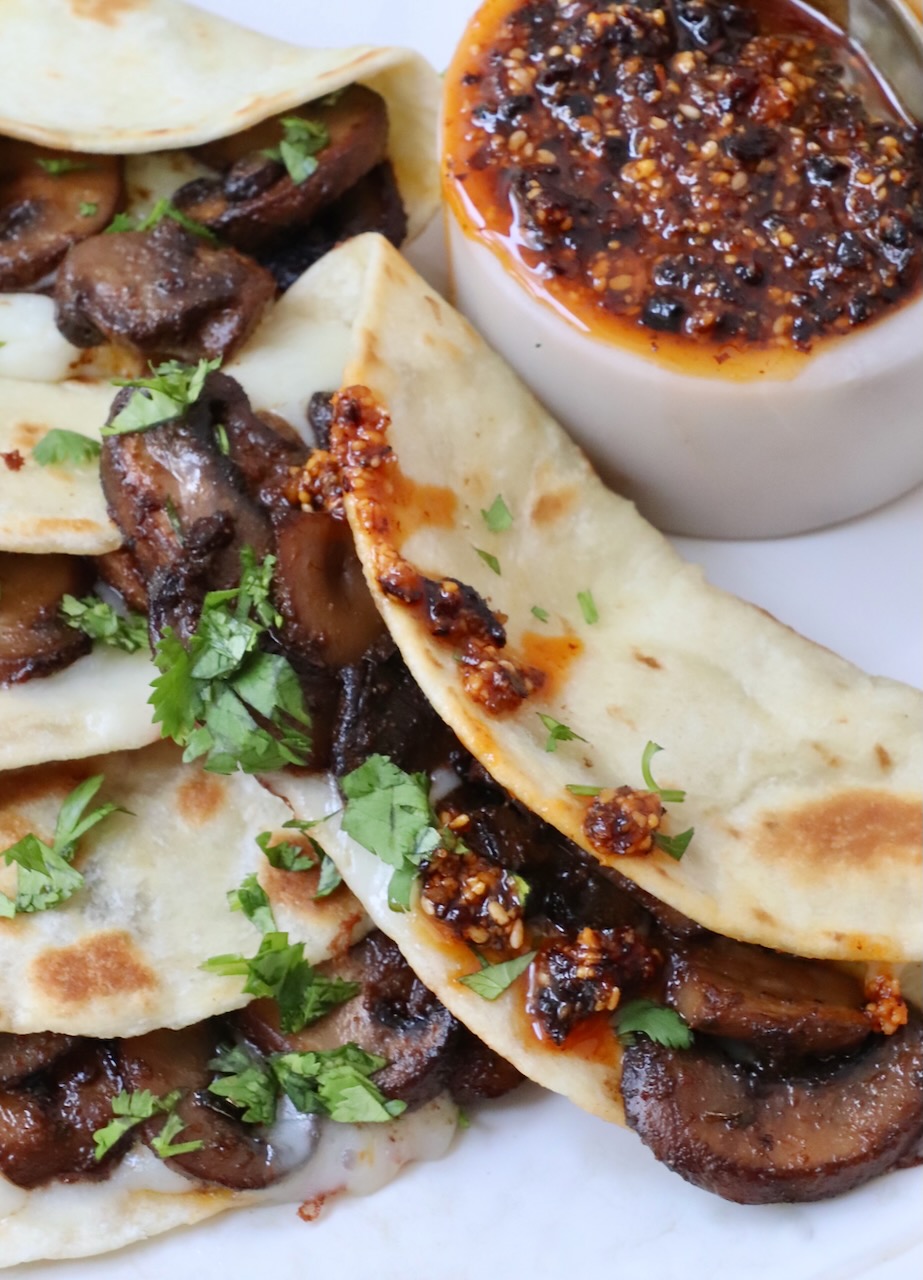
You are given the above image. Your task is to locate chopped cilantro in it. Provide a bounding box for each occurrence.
[150,1111,205,1159]
[214,422,230,455]
[314,853,342,899]
[208,1044,278,1126]
[228,873,276,934]
[103,357,220,436]
[262,117,330,185]
[565,783,601,797]
[256,829,318,873]
[616,999,693,1049]
[105,197,216,242]
[274,1045,405,1123]
[456,1106,471,1130]
[577,589,599,625]
[530,605,550,624]
[640,741,686,804]
[31,428,100,467]
[149,548,312,775]
[340,755,439,912]
[78,200,99,218]
[0,775,122,917]
[654,828,695,861]
[537,712,588,753]
[202,930,358,1034]
[480,494,513,533]
[512,873,531,907]
[92,1089,183,1161]
[60,594,149,653]
[36,157,90,176]
[473,547,501,576]
[458,951,536,1000]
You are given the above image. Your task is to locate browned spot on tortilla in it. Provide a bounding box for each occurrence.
[810,741,842,768]
[31,518,101,538]
[759,790,922,870]
[34,931,156,1005]
[12,422,48,450]
[261,857,321,913]
[176,772,225,827]
[875,743,893,771]
[70,0,146,25]
[519,630,583,698]
[331,908,367,956]
[633,650,662,669]
[424,294,443,322]
[753,907,776,925]
[531,486,577,526]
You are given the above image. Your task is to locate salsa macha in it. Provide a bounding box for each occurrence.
[443,0,923,353]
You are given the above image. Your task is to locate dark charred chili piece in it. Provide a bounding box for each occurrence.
[583,785,664,859]
[0,1042,123,1189]
[173,86,390,252]
[422,577,507,648]
[54,217,275,363]
[419,845,525,957]
[528,926,662,1044]
[620,1011,923,1204]
[0,140,122,291]
[0,552,93,686]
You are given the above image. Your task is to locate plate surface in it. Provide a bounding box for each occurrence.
[8,1,923,1276]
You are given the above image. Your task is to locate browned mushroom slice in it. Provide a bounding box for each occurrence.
[202,373,307,507]
[54,217,275,362]
[620,1013,923,1203]
[272,508,385,666]
[173,86,388,251]
[93,547,149,614]
[0,139,122,290]
[120,1023,311,1190]
[0,1042,123,1189]
[666,936,871,1060]
[0,1031,76,1088]
[0,551,93,686]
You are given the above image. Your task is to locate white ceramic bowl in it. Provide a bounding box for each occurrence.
[445,216,923,540]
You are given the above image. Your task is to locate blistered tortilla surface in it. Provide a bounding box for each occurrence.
[0,742,365,1036]
[332,237,923,964]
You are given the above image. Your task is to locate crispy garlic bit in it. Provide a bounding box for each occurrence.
[420,844,526,956]
[583,785,664,858]
[864,971,909,1036]
[527,925,661,1044]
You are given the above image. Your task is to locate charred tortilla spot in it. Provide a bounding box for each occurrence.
[33,930,157,1005]
[758,790,922,870]
[530,486,578,525]
[260,858,322,912]
[175,772,225,827]
[875,743,893,770]
[633,650,662,669]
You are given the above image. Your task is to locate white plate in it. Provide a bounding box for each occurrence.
[10,2,923,1276]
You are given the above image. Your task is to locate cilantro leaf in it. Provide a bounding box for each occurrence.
[577,589,599,625]
[616,998,693,1049]
[565,783,601,796]
[149,549,312,775]
[79,200,98,218]
[105,197,216,242]
[274,1045,405,1123]
[537,712,588,753]
[208,1044,278,1125]
[314,853,342,899]
[473,547,501,575]
[262,117,330,185]
[457,951,536,1001]
[92,1089,180,1161]
[202,931,358,1034]
[0,774,122,916]
[31,428,100,467]
[102,357,220,437]
[228,873,276,934]
[530,605,549,623]
[256,829,318,873]
[36,157,90,176]
[481,494,513,533]
[150,1111,205,1159]
[60,594,149,653]
[654,828,695,861]
[640,741,687,803]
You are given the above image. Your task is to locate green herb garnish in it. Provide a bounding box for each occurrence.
[202,930,358,1034]
[208,1044,278,1126]
[105,197,216,242]
[530,605,550,624]
[92,1089,202,1162]
[0,775,122,917]
[314,853,343,899]
[480,494,513,533]
[262,117,330,185]
[228,873,276,934]
[78,200,99,218]
[102,357,220,436]
[565,783,601,797]
[640,741,686,804]
[31,428,100,467]
[474,547,501,576]
[36,157,90,176]
[537,713,588,753]
[60,594,149,653]
[458,951,536,1001]
[149,548,312,775]
[615,999,693,1049]
[577,589,599,625]
[653,828,695,861]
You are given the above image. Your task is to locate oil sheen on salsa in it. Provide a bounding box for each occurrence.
[443,0,923,364]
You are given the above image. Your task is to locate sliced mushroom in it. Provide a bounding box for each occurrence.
[0,551,93,686]
[93,547,149,614]
[621,1012,923,1203]
[273,508,384,667]
[173,86,389,251]
[0,1042,123,1189]
[0,1031,76,1088]
[120,1023,303,1190]
[54,217,275,362]
[666,936,871,1060]
[0,139,122,291]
